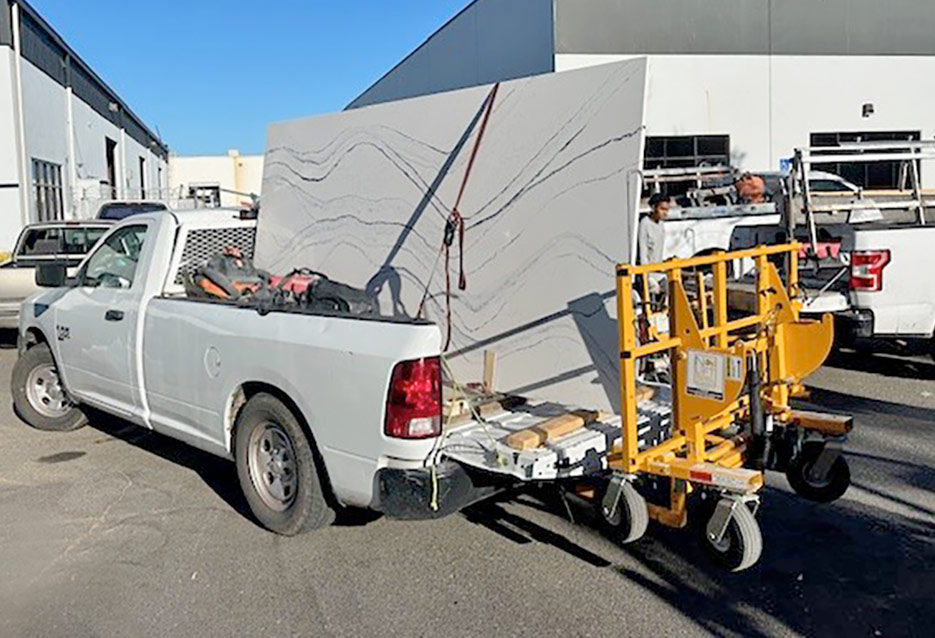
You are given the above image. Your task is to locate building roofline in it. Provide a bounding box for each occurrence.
[11,0,168,156]
[346,0,483,109]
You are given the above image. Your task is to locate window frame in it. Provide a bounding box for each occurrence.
[31,158,64,222]
[809,131,922,189]
[643,135,731,197]
[77,223,149,290]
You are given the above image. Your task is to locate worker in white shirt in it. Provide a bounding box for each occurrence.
[638,193,670,297]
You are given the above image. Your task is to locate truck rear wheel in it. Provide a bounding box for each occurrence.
[11,343,87,432]
[234,393,335,535]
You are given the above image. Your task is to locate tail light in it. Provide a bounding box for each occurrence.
[849,249,890,292]
[384,357,441,439]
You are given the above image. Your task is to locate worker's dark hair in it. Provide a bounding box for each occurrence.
[648,193,670,208]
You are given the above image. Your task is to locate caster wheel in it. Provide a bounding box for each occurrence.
[699,499,762,572]
[599,478,649,545]
[786,442,850,503]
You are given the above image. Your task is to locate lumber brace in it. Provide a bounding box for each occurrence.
[790,410,854,436]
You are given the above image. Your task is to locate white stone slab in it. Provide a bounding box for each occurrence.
[256,60,647,412]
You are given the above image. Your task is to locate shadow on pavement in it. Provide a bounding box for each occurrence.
[464,481,933,638]
[85,409,255,522]
[827,343,935,380]
[804,386,935,425]
[84,409,384,529]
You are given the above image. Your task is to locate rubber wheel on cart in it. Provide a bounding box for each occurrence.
[785,442,850,503]
[11,343,87,432]
[235,393,335,535]
[599,479,649,544]
[699,500,763,572]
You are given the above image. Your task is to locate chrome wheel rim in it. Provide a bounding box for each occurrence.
[26,364,71,418]
[247,422,298,511]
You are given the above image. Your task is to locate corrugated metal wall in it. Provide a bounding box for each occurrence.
[10,0,168,159]
[0,1,12,47]
[555,0,935,56]
[347,0,555,109]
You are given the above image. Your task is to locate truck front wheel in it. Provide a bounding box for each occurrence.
[234,393,335,535]
[11,343,87,432]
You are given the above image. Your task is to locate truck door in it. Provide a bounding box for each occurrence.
[52,223,150,420]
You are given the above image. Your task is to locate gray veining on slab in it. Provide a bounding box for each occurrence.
[256,60,647,412]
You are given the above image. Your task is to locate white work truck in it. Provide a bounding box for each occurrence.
[11,210,477,535]
[790,142,935,354]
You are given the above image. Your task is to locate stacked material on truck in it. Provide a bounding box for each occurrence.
[255,60,647,413]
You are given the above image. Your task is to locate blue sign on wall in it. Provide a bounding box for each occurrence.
[779,157,793,173]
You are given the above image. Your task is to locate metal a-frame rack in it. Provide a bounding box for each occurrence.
[604,242,853,571]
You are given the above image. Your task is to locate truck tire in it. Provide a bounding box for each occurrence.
[11,343,87,432]
[234,393,335,535]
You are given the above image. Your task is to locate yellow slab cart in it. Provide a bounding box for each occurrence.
[597,242,853,571]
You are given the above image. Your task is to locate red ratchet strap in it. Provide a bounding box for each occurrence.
[417,82,499,351]
[441,82,499,350]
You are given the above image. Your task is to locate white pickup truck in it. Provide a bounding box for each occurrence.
[835,223,935,355]
[11,210,478,535]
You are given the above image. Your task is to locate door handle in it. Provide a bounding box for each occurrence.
[105,310,124,322]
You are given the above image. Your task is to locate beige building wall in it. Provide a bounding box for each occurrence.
[168,149,263,208]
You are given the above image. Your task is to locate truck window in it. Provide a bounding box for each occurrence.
[809,179,853,193]
[80,225,148,289]
[97,202,168,220]
[19,227,109,256]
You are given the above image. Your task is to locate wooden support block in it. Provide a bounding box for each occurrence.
[791,409,853,436]
[635,385,655,404]
[505,412,592,451]
[483,350,497,393]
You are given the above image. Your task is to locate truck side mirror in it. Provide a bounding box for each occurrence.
[35,263,67,288]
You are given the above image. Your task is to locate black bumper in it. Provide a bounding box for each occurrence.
[373,461,504,520]
[835,308,874,340]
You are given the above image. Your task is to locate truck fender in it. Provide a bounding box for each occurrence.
[224,381,340,507]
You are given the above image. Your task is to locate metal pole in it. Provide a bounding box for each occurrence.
[910,154,926,225]
[10,2,30,227]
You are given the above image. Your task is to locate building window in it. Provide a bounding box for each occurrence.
[644,135,731,196]
[188,185,221,208]
[810,131,921,189]
[32,159,64,222]
[105,137,118,199]
[139,156,146,198]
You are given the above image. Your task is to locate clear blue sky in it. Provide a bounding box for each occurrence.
[29,0,469,156]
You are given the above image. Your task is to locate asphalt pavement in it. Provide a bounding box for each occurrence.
[0,333,932,638]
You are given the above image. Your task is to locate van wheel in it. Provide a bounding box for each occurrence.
[11,343,87,432]
[235,393,335,535]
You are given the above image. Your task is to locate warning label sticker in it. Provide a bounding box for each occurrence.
[686,350,726,400]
